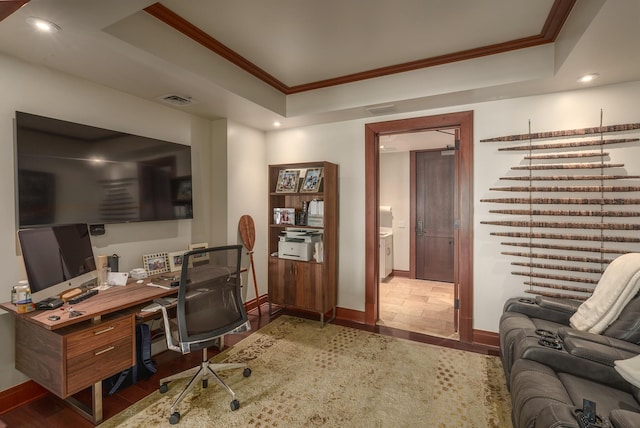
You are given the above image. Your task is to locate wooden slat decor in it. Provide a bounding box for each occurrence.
[501,242,633,254]
[511,262,605,274]
[482,119,640,298]
[525,151,608,159]
[511,271,599,284]
[490,209,640,217]
[480,123,640,142]
[483,221,640,230]
[490,186,640,192]
[497,138,639,151]
[501,175,640,181]
[491,231,640,242]
[481,198,640,204]
[501,251,614,264]
[512,163,624,170]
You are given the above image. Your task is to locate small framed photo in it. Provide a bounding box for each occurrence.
[168,251,186,272]
[189,242,209,262]
[275,169,300,193]
[142,252,169,275]
[301,167,323,193]
[279,208,295,225]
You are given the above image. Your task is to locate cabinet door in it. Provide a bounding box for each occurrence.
[268,257,286,305]
[287,261,324,311]
[269,258,324,312]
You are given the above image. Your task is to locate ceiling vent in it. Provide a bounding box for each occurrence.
[158,94,194,106]
[365,104,397,116]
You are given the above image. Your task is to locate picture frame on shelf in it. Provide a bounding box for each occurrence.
[168,250,186,272]
[142,252,169,275]
[275,169,300,193]
[301,167,323,193]
[189,242,209,262]
[280,208,295,225]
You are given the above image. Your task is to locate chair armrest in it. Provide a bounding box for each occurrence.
[159,305,180,353]
[503,296,580,324]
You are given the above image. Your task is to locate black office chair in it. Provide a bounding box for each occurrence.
[158,245,251,425]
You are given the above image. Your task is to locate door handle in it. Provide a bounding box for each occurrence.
[416,220,424,235]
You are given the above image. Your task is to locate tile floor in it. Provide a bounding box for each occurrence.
[378,276,458,339]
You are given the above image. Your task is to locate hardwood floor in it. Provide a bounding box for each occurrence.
[0,302,491,427]
[378,276,458,339]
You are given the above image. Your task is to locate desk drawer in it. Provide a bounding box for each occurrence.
[67,336,134,395]
[66,315,133,359]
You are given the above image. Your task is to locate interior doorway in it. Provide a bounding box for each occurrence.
[364,111,474,343]
[377,132,458,339]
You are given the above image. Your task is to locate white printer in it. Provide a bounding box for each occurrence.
[278,228,323,261]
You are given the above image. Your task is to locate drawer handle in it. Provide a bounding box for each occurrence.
[94,326,115,335]
[94,346,115,356]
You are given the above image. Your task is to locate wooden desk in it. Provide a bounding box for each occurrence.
[0,278,178,424]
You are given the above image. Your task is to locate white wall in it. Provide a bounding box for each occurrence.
[380,152,410,271]
[226,121,268,302]
[0,54,223,392]
[266,80,640,331]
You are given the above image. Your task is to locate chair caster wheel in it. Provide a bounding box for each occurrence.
[169,411,180,424]
[243,367,252,377]
[202,378,208,388]
[159,383,169,393]
[230,399,240,411]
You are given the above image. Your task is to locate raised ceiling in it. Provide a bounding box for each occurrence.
[0,0,638,130]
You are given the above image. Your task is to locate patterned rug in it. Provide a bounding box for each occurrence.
[99,315,512,427]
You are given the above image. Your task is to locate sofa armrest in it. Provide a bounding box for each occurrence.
[610,409,640,428]
[514,335,634,391]
[534,404,613,428]
[503,296,581,325]
[559,328,640,355]
[536,295,582,314]
[563,336,636,366]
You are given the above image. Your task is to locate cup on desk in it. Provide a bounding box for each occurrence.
[96,255,111,286]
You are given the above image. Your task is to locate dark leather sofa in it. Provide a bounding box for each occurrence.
[499,294,640,428]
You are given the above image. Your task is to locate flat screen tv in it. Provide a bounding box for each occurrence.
[18,223,97,303]
[15,111,193,228]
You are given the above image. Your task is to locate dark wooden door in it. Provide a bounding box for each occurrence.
[415,150,454,282]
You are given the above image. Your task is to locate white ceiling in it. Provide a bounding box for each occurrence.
[0,0,638,131]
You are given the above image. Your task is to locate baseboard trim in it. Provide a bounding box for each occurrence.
[390,269,410,278]
[472,329,500,349]
[0,380,48,415]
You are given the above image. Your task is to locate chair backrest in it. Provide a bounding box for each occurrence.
[175,245,250,352]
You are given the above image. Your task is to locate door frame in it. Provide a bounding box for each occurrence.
[364,110,473,343]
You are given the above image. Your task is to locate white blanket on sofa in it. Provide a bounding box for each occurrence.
[570,253,640,334]
[615,354,640,388]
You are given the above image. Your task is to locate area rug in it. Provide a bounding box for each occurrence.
[99,315,512,427]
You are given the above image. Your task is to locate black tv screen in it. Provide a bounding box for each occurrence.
[15,112,193,227]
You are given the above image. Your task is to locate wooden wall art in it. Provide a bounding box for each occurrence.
[480,117,640,300]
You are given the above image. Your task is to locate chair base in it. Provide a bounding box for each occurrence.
[159,347,250,423]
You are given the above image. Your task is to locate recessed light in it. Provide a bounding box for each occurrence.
[273,121,281,127]
[26,17,61,33]
[577,73,599,83]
